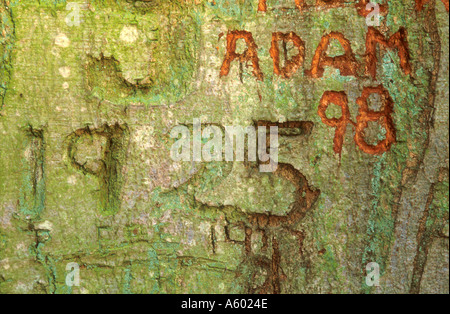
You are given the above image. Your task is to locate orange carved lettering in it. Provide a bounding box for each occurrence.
[270,32,305,79]
[365,27,412,79]
[220,30,264,81]
[305,32,358,78]
[258,0,306,12]
[354,85,396,155]
[318,91,354,155]
[355,0,388,17]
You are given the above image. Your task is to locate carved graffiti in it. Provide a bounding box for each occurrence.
[318,85,396,155]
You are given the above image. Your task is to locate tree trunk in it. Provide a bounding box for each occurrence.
[0,0,448,294]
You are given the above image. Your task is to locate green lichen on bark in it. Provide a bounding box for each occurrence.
[0,0,15,112]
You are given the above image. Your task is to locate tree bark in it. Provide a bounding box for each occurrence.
[0,0,448,294]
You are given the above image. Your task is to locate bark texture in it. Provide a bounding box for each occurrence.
[0,0,448,294]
